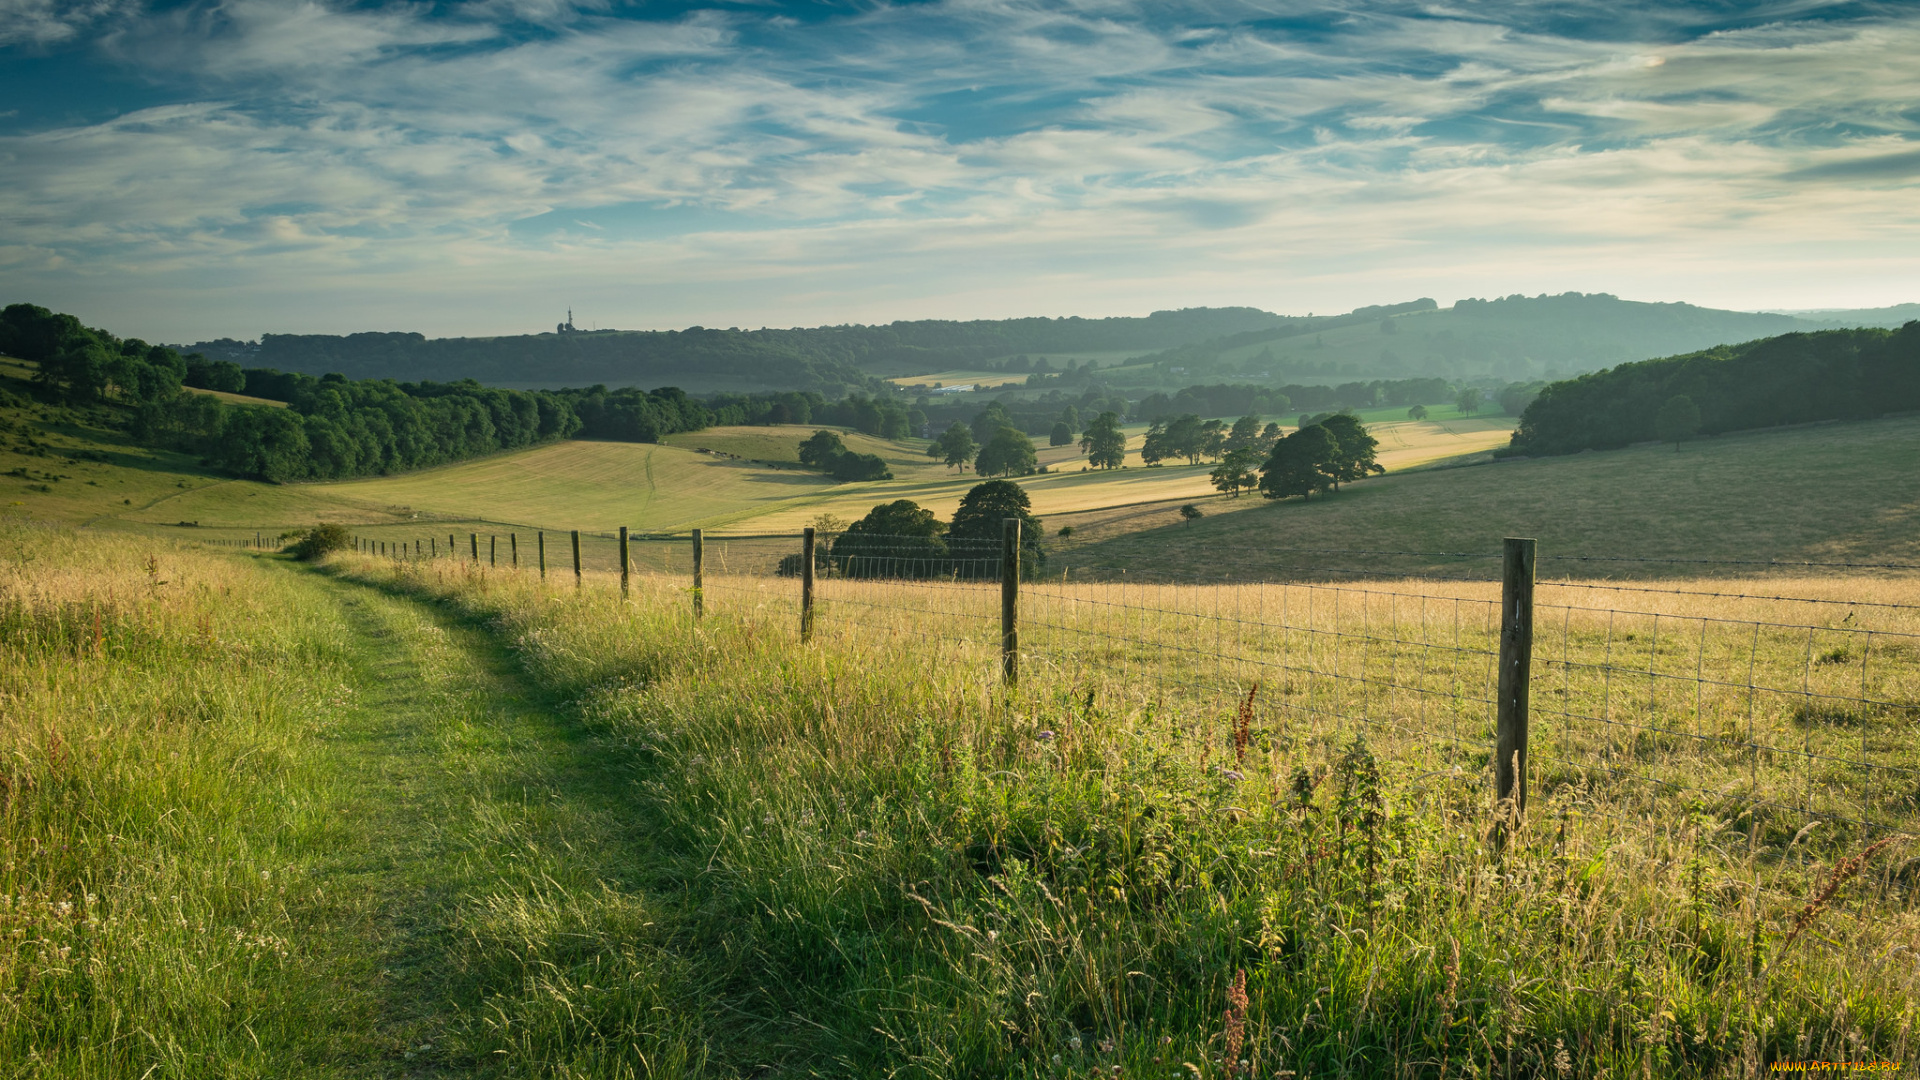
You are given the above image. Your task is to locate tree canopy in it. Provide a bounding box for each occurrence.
[1258,423,1339,501]
[1079,411,1127,469]
[1509,325,1919,456]
[974,425,1038,478]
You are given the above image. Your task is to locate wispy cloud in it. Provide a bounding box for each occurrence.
[1,0,1916,338]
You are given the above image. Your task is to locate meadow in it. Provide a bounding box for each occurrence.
[6,482,1918,1075]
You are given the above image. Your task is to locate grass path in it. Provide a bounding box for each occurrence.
[274,563,706,1076]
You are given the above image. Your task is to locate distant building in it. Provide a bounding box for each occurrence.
[556,309,578,334]
[930,384,977,395]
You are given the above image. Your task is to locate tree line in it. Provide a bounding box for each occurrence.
[186,307,1293,388]
[799,480,1047,580]
[1508,323,1920,456]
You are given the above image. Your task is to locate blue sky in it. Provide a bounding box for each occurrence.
[2,0,1917,341]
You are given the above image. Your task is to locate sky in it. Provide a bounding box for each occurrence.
[2,0,1917,342]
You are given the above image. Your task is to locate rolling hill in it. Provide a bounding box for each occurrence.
[166,294,1867,396]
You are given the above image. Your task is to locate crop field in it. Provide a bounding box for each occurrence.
[11,514,1906,1076]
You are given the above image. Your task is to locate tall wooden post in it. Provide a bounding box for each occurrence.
[449,534,455,556]
[490,535,496,567]
[691,528,704,619]
[800,527,815,642]
[619,526,630,597]
[1494,536,1537,842]
[538,532,546,578]
[571,530,581,587]
[470,533,478,562]
[431,537,437,558]
[510,533,518,568]
[1002,518,1021,687]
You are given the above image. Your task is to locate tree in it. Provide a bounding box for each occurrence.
[1049,421,1073,447]
[1256,422,1282,454]
[1059,405,1080,432]
[1198,418,1227,461]
[828,452,892,481]
[1210,448,1259,497]
[1080,411,1126,469]
[830,499,946,578]
[974,424,1037,478]
[1139,420,1172,465]
[1407,403,1429,421]
[1654,394,1701,450]
[1259,424,1337,501]
[1316,413,1385,491]
[1179,504,1203,524]
[970,401,1012,445]
[948,479,1044,577]
[1456,387,1482,415]
[798,429,847,467]
[1224,414,1263,454]
[928,421,978,470]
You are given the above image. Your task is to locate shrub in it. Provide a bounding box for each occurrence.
[286,522,352,560]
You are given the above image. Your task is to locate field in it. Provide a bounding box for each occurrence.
[1052,413,1920,580]
[5,518,1912,1076]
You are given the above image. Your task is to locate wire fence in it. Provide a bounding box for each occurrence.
[286,526,1920,939]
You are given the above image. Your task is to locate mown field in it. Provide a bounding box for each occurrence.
[5,520,1911,1076]
[1052,413,1920,580]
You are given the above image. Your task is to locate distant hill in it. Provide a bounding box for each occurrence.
[186,308,1295,394]
[1769,302,1920,328]
[1142,293,1832,386]
[177,293,1866,394]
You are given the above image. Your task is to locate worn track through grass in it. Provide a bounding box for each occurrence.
[278,562,703,1075]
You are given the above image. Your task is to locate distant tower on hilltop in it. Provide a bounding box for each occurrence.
[556,308,578,334]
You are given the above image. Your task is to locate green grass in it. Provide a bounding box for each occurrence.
[6,518,1915,1076]
[1057,413,1920,579]
[0,525,716,1076]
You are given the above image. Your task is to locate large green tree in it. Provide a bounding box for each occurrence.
[947,479,1044,578]
[1316,413,1385,490]
[927,421,979,470]
[798,429,847,467]
[1210,447,1260,497]
[1259,424,1338,501]
[974,425,1037,477]
[1079,411,1126,469]
[830,500,947,578]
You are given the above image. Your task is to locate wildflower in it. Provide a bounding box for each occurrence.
[1036,730,1056,741]
[1052,1055,1062,1067]
[1222,770,1244,782]
[762,813,776,826]
[1099,1039,1114,1054]
[1070,1035,1083,1052]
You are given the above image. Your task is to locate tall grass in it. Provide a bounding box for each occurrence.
[0,520,367,1075]
[346,555,1919,1077]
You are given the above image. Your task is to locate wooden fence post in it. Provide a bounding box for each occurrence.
[801,527,815,642]
[1494,536,1536,844]
[490,535,496,567]
[571,530,581,587]
[431,537,437,558]
[510,533,518,568]
[470,533,478,562]
[538,532,546,578]
[619,526,630,597]
[449,534,455,556]
[691,528,704,619]
[1002,518,1020,687]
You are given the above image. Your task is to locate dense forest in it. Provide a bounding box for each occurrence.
[1,303,719,482]
[1508,323,1920,456]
